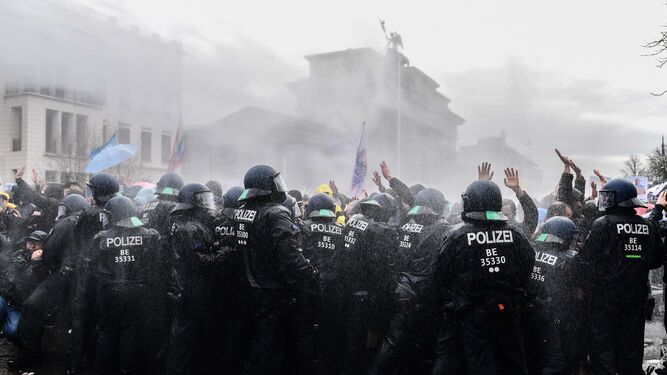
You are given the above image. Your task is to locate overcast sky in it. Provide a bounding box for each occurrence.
[77,0,667,183]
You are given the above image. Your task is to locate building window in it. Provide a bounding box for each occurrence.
[45,109,58,154]
[61,112,74,155]
[11,106,22,151]
[141,130,152,162]
[118,124,131,144]
[76,115,88,157]
[161,134,171,164]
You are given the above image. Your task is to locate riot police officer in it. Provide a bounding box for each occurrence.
[430,180,534,375]
[340,192,399,375]
[166,183,224,375]
[301,193,345,374]
[370,188,451,375]
[137,172,183,370]
[234,164,319,375]
[580,179,664,374]
[525,217,581,374]
[70,173,119,373]
[212,186,253,373]
[16,194,88,368]
[91,196,161,374]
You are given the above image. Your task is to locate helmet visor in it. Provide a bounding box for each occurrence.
[273,173,287,193]
[194,191,216,210]
[291,200,302,218]
[598,190,615,212]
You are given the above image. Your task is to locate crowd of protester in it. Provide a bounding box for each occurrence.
[0,148,665,375]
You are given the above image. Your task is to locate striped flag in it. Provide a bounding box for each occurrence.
[349,122,368,198]
[167,118,185,173]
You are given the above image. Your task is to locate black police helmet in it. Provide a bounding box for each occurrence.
[223,186,244,209]
[360,192,397,222]
[240,164,287,203]
[411,188,447,217]
[123,185,142,200]
[598,178,646,211]
[28,230,49,243]
[538,216,577,245]
[461,180,506,221]
[87,173,119,203]
[105,195,142,228]
[409,184,426,196]
[156,173,184,196]
[176,183,216,211]
[306,193,336,219]
[60,194,88,216]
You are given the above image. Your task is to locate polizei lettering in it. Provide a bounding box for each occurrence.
[466,230,514,246]
[616,223,649,235]
[401,223,424,233]
[105,236,143,248]
[535,251,558,266]
[234,209,257,223]
[347,219,369,231]
[310,223,342,235]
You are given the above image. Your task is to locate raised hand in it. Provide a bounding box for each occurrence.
[503,168,524,197]
[555,149,569,165]
[593,169,607,185]
[32,168,38,183]
[658,191,667,207]
[15,166,26,180]
[477,162,494,181]
[590,181,598,199]
[380,161,393,181]
[328,180,339,195]
[372,171,384,190]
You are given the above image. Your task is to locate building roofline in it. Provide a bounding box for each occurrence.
[4,92,104,109]
[304,47,382,61]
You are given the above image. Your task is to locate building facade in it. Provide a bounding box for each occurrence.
[185,47,465,192]
[0,0,182,185]
[288,48,465,188]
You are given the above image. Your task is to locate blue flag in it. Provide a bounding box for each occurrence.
[349,123,367,198]
[90,131,118,159]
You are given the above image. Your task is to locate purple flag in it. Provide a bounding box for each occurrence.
[350,123,367,198]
